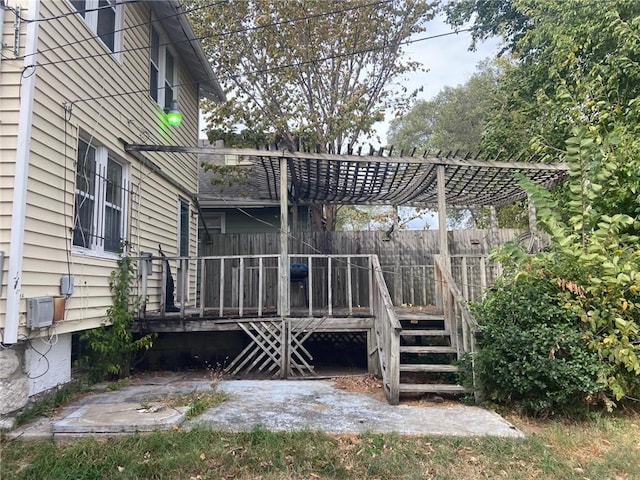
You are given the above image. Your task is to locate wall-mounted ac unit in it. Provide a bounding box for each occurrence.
[27,297,54,329]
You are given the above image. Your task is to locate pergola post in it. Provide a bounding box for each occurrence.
[279,156,290,317]
[436,165,450,313]
[437,165,450,269]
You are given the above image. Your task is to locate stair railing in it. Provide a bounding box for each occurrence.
[434,255,480,388]
[370,255,401,405]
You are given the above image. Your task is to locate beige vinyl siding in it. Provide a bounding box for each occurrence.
[0,2,27,322]
[4,1,204,336]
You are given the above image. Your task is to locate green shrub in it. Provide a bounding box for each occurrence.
[79,246,154,382]
[469,272,603,416]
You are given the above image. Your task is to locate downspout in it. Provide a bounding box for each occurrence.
[5,0,40,344]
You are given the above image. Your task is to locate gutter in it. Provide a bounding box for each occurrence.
[5,0,40,344]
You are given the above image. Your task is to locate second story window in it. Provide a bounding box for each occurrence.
[150,25,178,109]
[70,0,122,54]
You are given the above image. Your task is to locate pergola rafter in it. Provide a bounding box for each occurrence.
[126,144,568,209]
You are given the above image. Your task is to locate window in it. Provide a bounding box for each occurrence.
[178,198,189,257]
[73,136,128,254]
[203,213,225,234]
[150,25,178,109]
[70,0,122,54]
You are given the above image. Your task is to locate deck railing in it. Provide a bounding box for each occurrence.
[141,253,377,319]
[434,255,480,387]
[370,255,401,405]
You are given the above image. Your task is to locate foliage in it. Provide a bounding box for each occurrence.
[387,59,501,153]
[446,0,640,158]
[468,272,603,416]
[14,381,87,428]
[191,0,435,150]
[79,247,155,382]
[444,0,530,52]
[444,1,640,407]
[188,0,436,231]
[478,122,640,409]
[516,128,640,403]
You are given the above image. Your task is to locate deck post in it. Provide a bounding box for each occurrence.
[199,258,205,318]
[278,156,290,317]
[160,259,167,318]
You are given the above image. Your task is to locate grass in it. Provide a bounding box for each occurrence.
[2,408,639,479]
[12,381,88,428]
[163,390,229,419]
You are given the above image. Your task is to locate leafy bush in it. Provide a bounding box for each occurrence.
[469,272,603,416]
[79,246,155,382]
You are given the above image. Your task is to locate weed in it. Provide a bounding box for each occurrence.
[106,377,130,391]
[14,381,87,427]
[162,390,229,419]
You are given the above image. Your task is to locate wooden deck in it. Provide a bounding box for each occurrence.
[133,307,374,333]
[133,252,485,404]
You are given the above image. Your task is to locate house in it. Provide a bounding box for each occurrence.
[197,139,311,245]
[0,0,223,428]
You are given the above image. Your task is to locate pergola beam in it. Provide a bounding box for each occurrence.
[126,144,569,171]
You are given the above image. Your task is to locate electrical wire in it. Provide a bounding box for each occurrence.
[6,0,131,23]
[26,336,53,380]
[12,0,392,64]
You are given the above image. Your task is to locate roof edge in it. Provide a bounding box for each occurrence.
[149,0,225,102]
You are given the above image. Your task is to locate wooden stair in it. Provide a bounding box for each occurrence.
[396,309,468,396]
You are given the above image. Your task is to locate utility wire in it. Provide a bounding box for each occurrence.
[25,0,227,58]
[6,0,131,23]
[12,0,391,63]
[36,27,473,101]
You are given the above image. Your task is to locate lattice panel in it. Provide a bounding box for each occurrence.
[225,319,324,378]
[225,321,284,377]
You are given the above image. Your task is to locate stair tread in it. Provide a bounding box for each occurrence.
[400,346,457,354]
[398,314,445,321]
[400,329,450,336]
[400,364,459,372]
[399,383,468,393]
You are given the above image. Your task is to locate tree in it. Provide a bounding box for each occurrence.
[387,58,500,153]
[188,0,437,230]
[387,60,503,229]
[446,0,640,160]
[448,0,640,406]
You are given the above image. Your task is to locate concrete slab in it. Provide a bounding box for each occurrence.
[53,402,187,433]
[189,380,523,438]
[7,373,523,439]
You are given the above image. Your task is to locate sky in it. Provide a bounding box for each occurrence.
[371,13,503,146]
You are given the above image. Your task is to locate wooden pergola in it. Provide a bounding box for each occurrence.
[126,143,568,314]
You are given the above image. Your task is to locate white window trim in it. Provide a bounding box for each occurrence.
[150,23,179,110]
[69,0,123,58]
[73,135,129,258]
[210,212,226,234]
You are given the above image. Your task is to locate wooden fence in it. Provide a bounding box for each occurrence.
[200,229,518,306]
